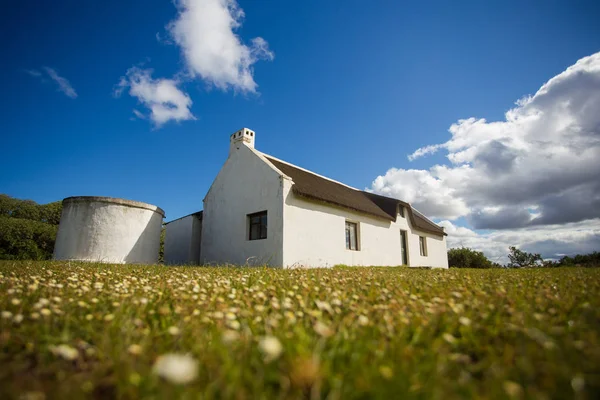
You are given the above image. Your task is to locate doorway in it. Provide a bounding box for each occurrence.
[400,230,408,266]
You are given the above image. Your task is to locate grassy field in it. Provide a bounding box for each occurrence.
[0,261,599,399]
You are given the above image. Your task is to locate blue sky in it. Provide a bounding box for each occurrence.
[1,0,599,260]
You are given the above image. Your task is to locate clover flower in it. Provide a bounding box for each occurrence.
[152,353,198,384]
[259,336,283,362]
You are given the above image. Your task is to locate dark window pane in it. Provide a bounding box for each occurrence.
[346,226,351,249]
[250,223,260,240]
[248,211,267,240]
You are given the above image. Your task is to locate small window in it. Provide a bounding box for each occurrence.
[345,221,359,251]
[248,211,267,240]
[419,236,427,256]
[398,205,405,218]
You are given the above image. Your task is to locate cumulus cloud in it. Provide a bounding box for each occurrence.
[26,67,77,98]
[370,168,469,220]
[440,219,600,263]
[114,67,195,127]
[370,52,600,230]
[167,0,274,93]
[117,0,272,125]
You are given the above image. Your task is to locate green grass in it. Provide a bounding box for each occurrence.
[1,261,599,399]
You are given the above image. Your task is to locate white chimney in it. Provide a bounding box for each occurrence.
[229,127,255,156]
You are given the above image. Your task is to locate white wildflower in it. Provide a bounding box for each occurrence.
[314,321,334,337]
[227,320,241,330]
[50,344,79,360]
[168,326,181,336]
[225,312,236,321]
[443,333,457,344]
[259,336,283,362]
[571,376,585,392]
[127,344,143,356]
[153,353,198,384]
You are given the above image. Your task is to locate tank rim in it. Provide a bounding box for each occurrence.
[62,196,165,217]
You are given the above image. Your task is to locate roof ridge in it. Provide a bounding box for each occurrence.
[259,152,445,236]
[164,210,203,225]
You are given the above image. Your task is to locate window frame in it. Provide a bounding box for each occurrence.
[398,205,405,218]
[248,211,268,241]
[419,236,428,257]
[345,220,360,251]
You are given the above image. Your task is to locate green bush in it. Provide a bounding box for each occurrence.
[0,217,58,260]
[559,251,600,267]
[159,226,166,263]
[39,201,63,225]
[448,247,492,268]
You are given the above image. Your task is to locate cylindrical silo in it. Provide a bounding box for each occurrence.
[53,196,165,264]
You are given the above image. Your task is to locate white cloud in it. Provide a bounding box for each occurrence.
[407,144,442,161]
[132,109,146,120]
[117,0,272,125]
[26,67,78,98]
[115,67,195,127]
[370,52,600,229]
[369,168,469,220]
[440,219,600,263]
[25,69,42,78]
[167,0,274,93]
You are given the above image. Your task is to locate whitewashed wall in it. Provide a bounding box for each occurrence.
[164,215,202,265]
[282,183,448,268]
[54,197,164,264]
[201,145,284,266]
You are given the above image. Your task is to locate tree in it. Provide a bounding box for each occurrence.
[0,194,18,217]
[39,201,63,225]
[0,217,58,260]
[559,252,600,267]
[0,194,62,224]
[507,246,543,268]
[0,194,63,260]
[12,199,41,221]
[448,247,493,268]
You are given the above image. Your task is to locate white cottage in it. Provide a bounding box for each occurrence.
[164,128,448,268]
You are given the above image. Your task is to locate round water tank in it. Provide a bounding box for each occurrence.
[53,196,165,264]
